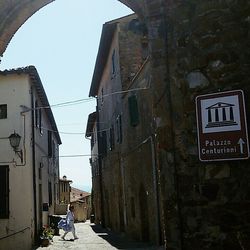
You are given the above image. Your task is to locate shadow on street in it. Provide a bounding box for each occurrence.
[90,223,161,249]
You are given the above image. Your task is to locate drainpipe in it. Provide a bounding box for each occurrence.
[31,87,38,241]
[120,156,127,229]
[149,135,162,245]
[159,0,184,248]
[96,105,105,227]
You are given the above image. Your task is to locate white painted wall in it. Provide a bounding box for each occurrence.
[0,74,34,250]
[0,72,60,249]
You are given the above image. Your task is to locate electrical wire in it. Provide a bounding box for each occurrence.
[26,86,150,135]
[50,97,95,108]
[99,87,149,99]
[59,154,95,158]
[22,87,149,112]
[40,126,109,136]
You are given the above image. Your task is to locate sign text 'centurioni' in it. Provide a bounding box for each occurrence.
[196,90,249,161]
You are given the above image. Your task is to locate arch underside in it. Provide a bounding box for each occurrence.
[0,0,142,57]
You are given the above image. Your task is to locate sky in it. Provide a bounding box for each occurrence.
[0,0,133,192]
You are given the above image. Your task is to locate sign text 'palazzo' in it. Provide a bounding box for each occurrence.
[196,90,249,161]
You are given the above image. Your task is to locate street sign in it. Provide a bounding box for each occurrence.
[196,90,249,161]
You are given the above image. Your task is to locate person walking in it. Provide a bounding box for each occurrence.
[61,204,78,240]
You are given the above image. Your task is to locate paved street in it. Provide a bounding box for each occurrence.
[35,221,163,250]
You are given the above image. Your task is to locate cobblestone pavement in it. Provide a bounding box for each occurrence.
[35,221,164,250]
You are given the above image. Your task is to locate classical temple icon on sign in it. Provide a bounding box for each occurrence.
[205,102,238,128]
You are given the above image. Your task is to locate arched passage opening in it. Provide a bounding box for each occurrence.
[0,0,143,57]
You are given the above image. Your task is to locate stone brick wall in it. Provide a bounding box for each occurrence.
[143,0,250,249]
[121,61,160,243]
[119,16,148,91]
[169,1,250,249]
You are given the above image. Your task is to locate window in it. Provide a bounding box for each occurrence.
[109,125,115,151]
[39,108,43,134]
[111,50,116,77]
[39,163,43,180]
[0,166,9,218]
[116,114,123,144]
[48,182,52,206]
[35,101,39,127]
[35,101,43,134]
[91,135,94,149]
[101,88,104,104]
[91,160,99,177]
[131,197,136,218]
[128,95,140,127]
[0,104,7,119]
[52,142,56,162]
[94,127,97,144]
[100,131,107,157]
[90,128,96,150]
[48,132,56,161]
[48,131,52,158]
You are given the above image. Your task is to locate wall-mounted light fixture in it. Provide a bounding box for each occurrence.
[9,132,23,163]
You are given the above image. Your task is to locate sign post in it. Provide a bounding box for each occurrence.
[196,90,249,161]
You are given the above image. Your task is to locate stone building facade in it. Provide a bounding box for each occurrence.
[88,14,161,243]
[70,187,91,222]
[86,111,102,224]
[0,0,250,249]
[58,175,72,204]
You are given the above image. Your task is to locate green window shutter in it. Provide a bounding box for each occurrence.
[128,95,139,127]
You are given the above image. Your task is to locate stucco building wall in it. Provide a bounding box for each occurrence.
[0,68,61,250]
[0,74,34,250]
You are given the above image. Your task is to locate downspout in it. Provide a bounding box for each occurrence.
[144,0,184,247]
[149,135,162,245]
[31,87,38,241]
[120,155,127,229]
[96,105,105,227]
[159,0,184,248]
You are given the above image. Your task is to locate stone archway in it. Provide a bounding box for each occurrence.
[0,0,143,56]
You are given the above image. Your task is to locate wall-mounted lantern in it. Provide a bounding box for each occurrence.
[9,132,23,163]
